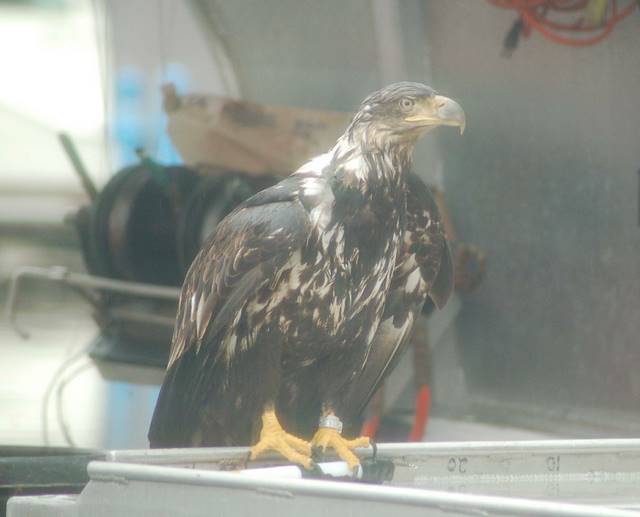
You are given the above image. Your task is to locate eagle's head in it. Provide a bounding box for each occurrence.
[347,82,465,151]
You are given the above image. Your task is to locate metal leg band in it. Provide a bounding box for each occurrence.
[318,414,343,434]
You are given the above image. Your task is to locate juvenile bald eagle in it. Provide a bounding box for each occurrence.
[149,82,465,469]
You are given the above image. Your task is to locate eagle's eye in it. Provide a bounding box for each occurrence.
[400,97,415,111]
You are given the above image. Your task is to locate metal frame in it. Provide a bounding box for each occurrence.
[4,265,180,338]
[104,439,640,511]
[81,459,637,517]
[105,437,640,465]
[8,439,640,515]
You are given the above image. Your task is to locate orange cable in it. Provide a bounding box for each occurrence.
[520,0,636,46]
[409,385,431,442]
[489,0,637,47]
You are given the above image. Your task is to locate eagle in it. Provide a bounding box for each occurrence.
[149,82,465,470]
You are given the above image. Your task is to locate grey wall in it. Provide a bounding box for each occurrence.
[425,1,640,422]
[196,0,444,185]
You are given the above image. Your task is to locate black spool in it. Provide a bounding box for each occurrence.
[79,160,199,286]
[72,160,276,367]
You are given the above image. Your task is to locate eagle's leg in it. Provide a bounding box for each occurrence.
[311,408,370,471]
[250,405,312,468]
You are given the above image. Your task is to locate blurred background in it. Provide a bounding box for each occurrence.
[1,0,639,454]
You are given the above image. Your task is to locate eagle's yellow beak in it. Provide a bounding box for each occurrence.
[405,95,466,135]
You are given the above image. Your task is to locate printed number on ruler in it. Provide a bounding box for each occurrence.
[546,455,560,472]
[447,457,468,474]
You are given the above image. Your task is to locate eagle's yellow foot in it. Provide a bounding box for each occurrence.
[311,427,370,471]
[250,409,312,469]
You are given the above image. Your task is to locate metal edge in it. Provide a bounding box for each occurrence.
[86,460,638,517]
[105,438,640,465]
[370,438,640,455]
[105,446,251,464]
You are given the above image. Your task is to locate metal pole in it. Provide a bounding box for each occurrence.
[58,132,99,200]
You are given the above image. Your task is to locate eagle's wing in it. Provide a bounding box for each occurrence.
[149,178,311,446]
[342,172,453,418]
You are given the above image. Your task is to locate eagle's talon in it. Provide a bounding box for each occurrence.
[284,432,312,456]
[311,427,370,471]
[250,409,313,469]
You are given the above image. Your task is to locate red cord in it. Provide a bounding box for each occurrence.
[409,384,431,442]
[488,0,546,8]
[489,0,637,47]
[549,0,589,12]
[360,415,381,439]
[520,8,615,45]
[521,0,636,46]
